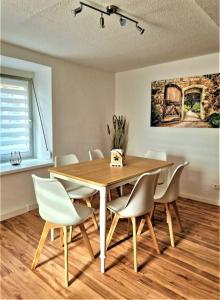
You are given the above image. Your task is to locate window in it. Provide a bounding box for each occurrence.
[0,75,33,162]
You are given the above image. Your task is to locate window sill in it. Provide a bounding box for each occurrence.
[0,159,54,175]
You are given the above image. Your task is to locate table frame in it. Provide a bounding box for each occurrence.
[49,156,173,273]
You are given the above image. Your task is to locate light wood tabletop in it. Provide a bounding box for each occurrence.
[48,155,173,187]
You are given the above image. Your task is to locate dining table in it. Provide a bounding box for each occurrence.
[48,155,173,273]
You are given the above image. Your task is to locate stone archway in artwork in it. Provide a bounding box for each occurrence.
[181,85,206,121]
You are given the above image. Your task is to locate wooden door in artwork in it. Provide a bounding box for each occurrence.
[163,83,182,122]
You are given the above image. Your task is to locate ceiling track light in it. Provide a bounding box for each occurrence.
[72,2,145,34]
[119,17,126,27]
[100,13,105,28]
[136,24,145,35]
[72,4,83,16]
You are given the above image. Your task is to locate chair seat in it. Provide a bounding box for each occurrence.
[107,196,142,218]
[107,196,129,213]
[59,203,94,226]
[41,202,94,226]
[67,185,97,199]
[73,203,94,225]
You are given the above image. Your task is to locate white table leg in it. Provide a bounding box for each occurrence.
[99,186,107,273]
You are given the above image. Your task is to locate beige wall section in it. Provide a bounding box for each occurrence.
[1,42,115,159]
[0,42,115,220]
[1,167,48,220]
[115,53,219,206]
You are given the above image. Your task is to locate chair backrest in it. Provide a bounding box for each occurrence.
[55,153,79,166]
[145,150,167,185]
[32,175,80,225]
[159,162,189,203]
[145,150,167,161]
[54,153,79,190]
[89,149,104,160]
[120,170,160,218]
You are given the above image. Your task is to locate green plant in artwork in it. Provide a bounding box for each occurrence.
[183,104,191,112]
[207,113,220,128]
[107,115,128,150]
[151,105,162,126]
[192,102,200,113]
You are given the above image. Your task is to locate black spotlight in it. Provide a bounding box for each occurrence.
[119,17,126,26]
[100,13,105,28]
[72,4,82,16]
[136,24,145,35]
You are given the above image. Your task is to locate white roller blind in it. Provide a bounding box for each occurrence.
[0,76,32,162]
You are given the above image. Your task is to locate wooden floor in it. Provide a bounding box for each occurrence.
[1,186,219,299]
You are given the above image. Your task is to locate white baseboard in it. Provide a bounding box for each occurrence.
[0,203,38,222]
[180,192,219,206]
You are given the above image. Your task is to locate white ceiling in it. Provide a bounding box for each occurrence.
[1,0,219,72]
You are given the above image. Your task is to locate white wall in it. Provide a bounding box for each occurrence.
[115,53,219,205]
[0,42,115,220]
[1,43,219,221]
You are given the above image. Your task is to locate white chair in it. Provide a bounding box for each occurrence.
[89,149,122,200]
[106,170,161,272]
[145,150,168,186]
[55,154,98,231]
[31,175,94,287]
[137,162,189,247]
[131,150,168,187]
[88,149,104,160]
[136,150,168,235]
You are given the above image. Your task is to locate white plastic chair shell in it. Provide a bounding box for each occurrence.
[145,150,168,185]
[108,170,160,218]
[55,153,79,166]
[155,162,189,203]
[54,154,79,190]
[145,150,167,161]
[54,153,97,198]
[89,149,104,160]
[32,175,93,226]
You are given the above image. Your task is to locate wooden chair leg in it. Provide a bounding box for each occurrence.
[79,223,94,259]
[67,198,75,243]
[131,217,138,272]
[108,191,113,220]
[63,226,69,287]
[172,201,183,232]
[150,204,155,225]
[68,226,73,243]
[116,187,121,197]
[137,218,145,236]
[32,222,50,270]
[120,185,123,197]
[145,214,160,254]
[165,203,175,247]
[106,214,120,249]
[109,211,113,221]
[108,190,112,201]
[85,198,98,230]
[60,227,64,247]
[127,218,132,236]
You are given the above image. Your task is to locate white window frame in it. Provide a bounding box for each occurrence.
[0,74,34,163]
